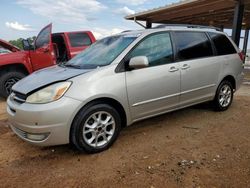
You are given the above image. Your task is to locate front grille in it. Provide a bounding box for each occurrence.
[11,91,27,104]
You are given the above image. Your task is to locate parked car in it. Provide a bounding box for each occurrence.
[7,26,244,153]
[0,23,96,98]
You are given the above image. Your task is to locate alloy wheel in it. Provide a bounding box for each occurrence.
[219,84,232,108]
[83,111,116,148]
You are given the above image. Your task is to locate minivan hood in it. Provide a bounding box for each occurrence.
[12,65,91,95]
[0,39,20,52]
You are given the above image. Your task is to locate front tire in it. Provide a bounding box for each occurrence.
[70,103,121,153]
[0,70,26,98]
[213,80,234,111]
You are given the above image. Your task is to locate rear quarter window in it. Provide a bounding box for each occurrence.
[208,32,237,56]
[68,33,92,47]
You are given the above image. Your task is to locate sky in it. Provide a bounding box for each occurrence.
[0,0,249,49]
[0,0,174,40]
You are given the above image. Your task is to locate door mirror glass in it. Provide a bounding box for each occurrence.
[129,56,149,69]
[22,39,32,51]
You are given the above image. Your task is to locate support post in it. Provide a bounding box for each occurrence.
[243,29,249,53]
[232,0,244,46]
[220,25,224,31]
[133,17,146,28]
[146,21,152,29]
[243,28,249,63]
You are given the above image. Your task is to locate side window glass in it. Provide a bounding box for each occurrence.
[128,33,173,67]
[209,33,237,55]
[175,32,213,61]
[35,26,50,49]
[68,33,92,47]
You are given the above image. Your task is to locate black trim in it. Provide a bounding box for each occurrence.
[169,31,178,62]
[13,91,27,100]
[205,32,218,56]
[11,91,27,104]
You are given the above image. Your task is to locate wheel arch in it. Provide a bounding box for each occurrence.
[220,75,236,90]
[73,97,128,129]
[0,63,29,75]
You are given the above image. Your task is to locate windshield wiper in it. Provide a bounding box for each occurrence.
[62,63,105,69]
[64,64,81,69]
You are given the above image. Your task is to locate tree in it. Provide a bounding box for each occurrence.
[9,36,36,50]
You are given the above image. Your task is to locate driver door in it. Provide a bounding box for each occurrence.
[30,24,55,71]
[125,32,180,120]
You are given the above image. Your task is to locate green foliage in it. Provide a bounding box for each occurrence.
[9,38,23,49]
[9,36,36,50]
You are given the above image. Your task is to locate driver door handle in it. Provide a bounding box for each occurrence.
[181,64,190,70]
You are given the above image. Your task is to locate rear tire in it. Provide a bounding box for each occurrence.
[70,103,121,153]
[213,80,233,111]
[0,70,26,98]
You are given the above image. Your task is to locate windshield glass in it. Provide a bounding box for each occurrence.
[65,34,138,69]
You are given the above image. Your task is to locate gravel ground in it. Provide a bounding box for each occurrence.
[0,73,249,188]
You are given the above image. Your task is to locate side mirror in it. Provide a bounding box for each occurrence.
[129,56,149,69]
[22,39,32,51]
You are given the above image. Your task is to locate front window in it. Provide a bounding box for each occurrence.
[65,34,138,69]
[127,32,173,67]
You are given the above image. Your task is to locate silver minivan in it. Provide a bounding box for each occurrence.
[7,27,244,153]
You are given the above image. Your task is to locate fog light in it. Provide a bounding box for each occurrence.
[26,133,49,141]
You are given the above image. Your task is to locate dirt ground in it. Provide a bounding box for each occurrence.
[0,73,250,188]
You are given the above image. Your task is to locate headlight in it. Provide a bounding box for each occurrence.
[26,82,71,104]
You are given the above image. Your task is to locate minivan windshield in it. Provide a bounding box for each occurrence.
[64,34,139,69]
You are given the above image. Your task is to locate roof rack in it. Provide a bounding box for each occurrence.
[121,30,132,33]
[154,24,222,31]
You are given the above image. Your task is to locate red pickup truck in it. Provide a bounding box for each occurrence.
[0,24,96,98]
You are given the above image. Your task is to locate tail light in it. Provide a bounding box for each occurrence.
[238,52,244,62]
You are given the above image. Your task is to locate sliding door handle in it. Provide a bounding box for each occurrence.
[169,67,179,72]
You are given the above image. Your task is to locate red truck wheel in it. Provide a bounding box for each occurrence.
[0,70,26,98]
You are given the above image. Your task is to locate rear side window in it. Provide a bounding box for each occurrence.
[68,33,92,47]
[208,33,237,55]
[174,31,213,61]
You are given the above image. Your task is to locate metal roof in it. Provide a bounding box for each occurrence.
[125,0,250,29]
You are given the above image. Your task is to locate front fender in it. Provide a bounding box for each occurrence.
[0,51,32,73]
[65,65,132,125]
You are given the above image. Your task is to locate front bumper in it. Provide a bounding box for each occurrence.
[7,96,82,146]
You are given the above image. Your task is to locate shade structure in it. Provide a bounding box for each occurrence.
[125,0,250,29]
